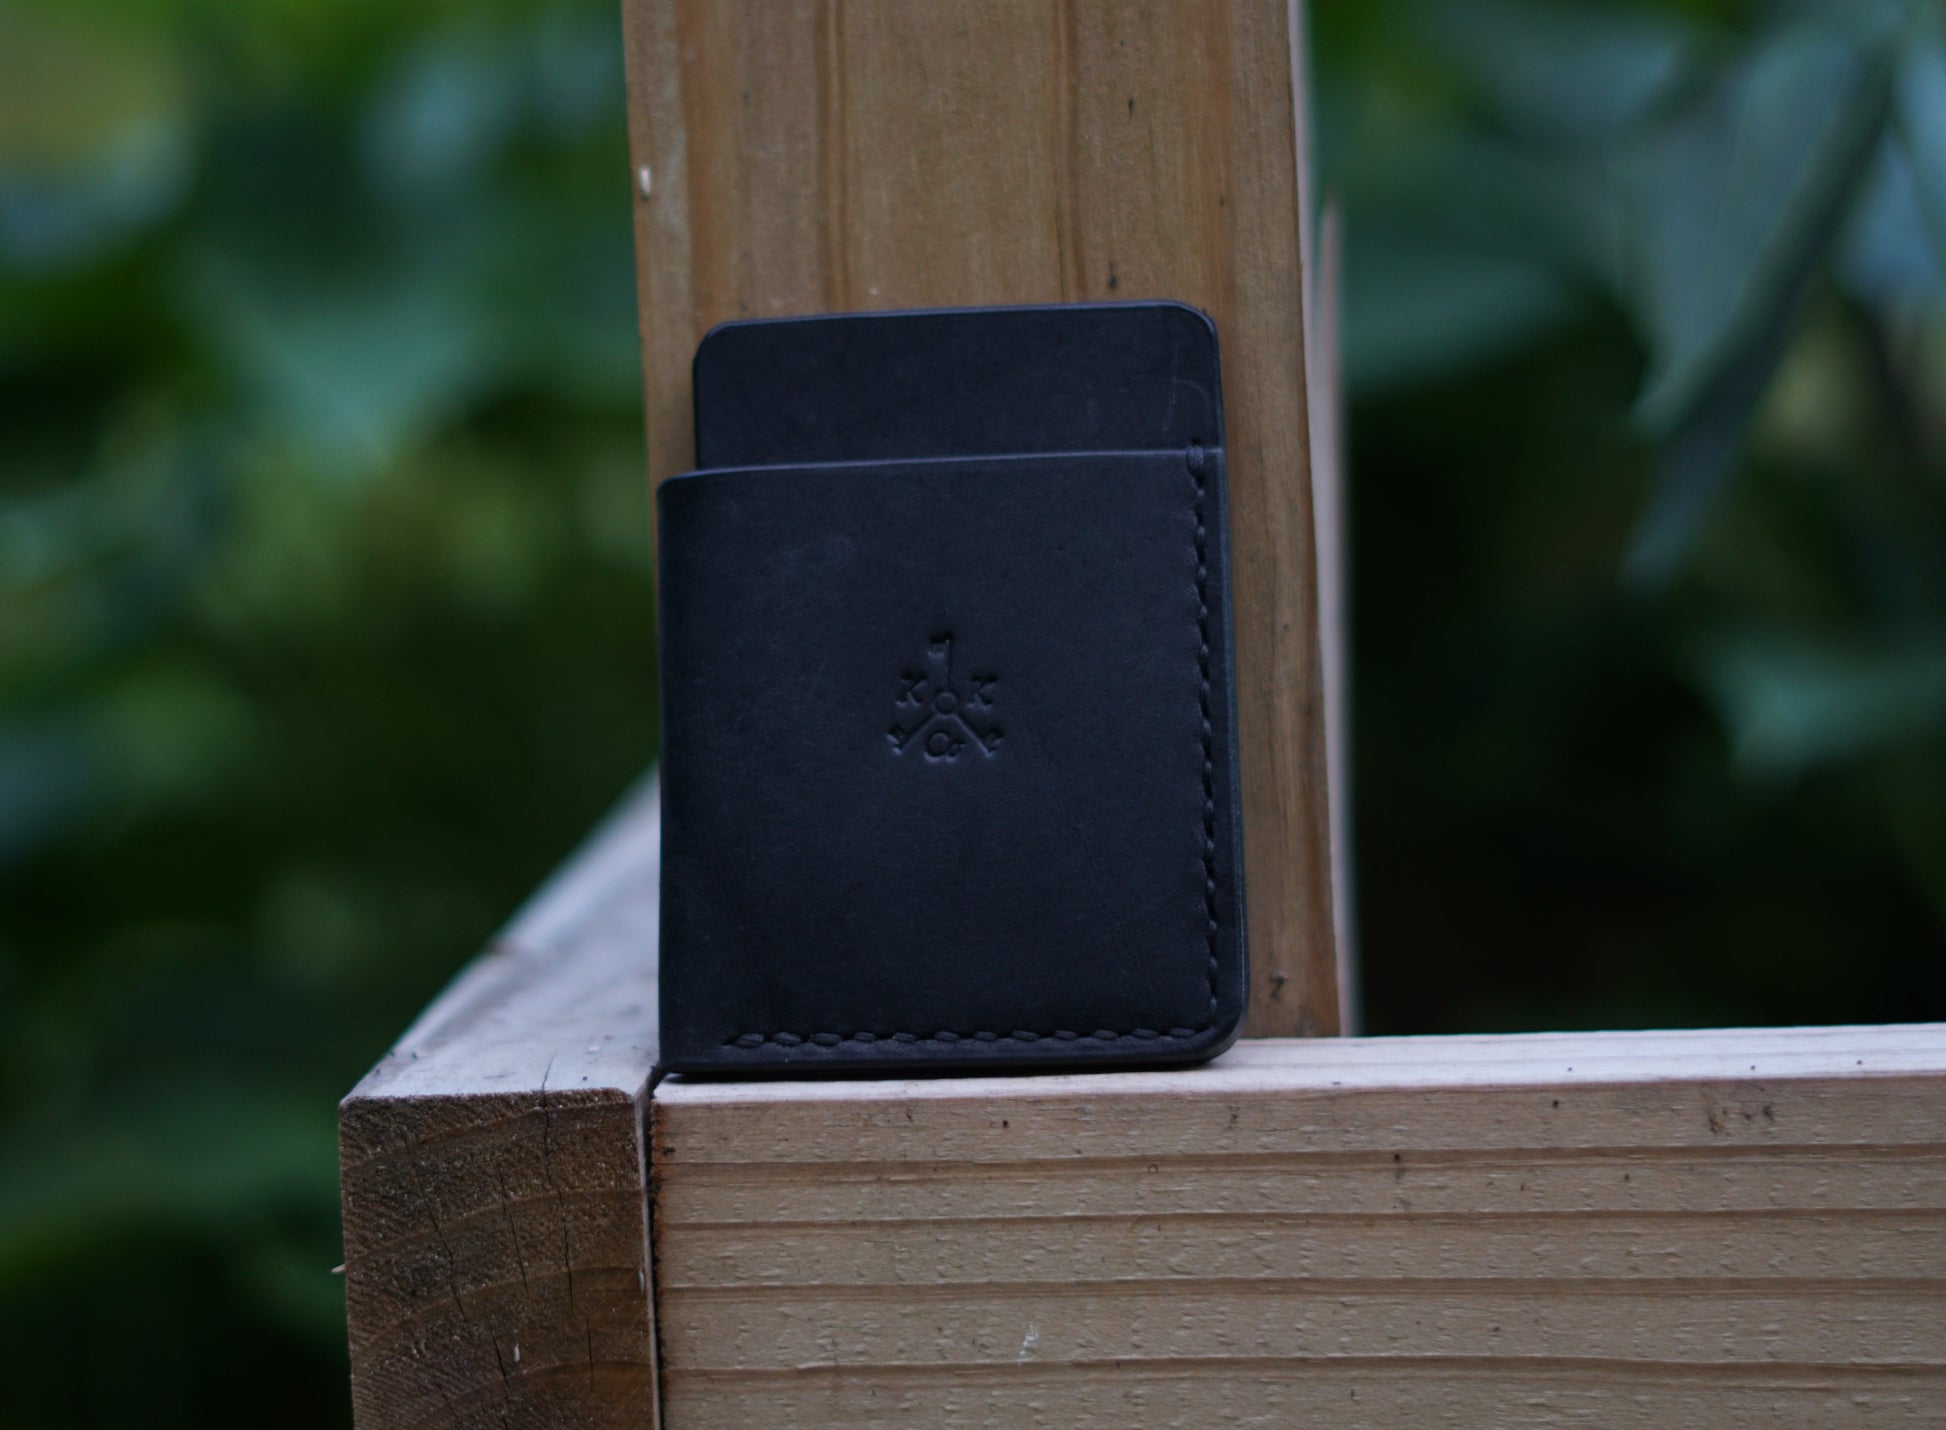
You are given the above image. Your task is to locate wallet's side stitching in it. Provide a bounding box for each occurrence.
[724,444,1223,1051]
[1189,442,1223,1026]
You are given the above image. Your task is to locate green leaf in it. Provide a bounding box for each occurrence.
[0,10,184,168]
[1430,0,1698,142]
[1344,222,1576,393]
[1894,28,1946,262]
[1839,132,1946,306]
[0,726,96,868]
[187,242,503,475]
[1699,631,1946,778]
[362,32,523,206]
[0,11,193,269]
[1629,17,1897,433]
[1626,232,1821,587]
[1618,14,1902,578]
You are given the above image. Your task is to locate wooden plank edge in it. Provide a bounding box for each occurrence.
[339,774,664,1429]
[1309,199,1355,1035]
[657,1021,1946,1114]
[651,1021,1946,1427]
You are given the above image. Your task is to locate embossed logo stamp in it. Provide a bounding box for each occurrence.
[888,634,1001,761]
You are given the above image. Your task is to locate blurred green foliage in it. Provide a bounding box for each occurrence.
[1326,0,1946,1031]
[0,0,1942,1422]
[1,0,652,1422]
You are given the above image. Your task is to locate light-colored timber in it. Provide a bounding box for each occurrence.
[338,776,662,1429]
[340,780,1946,1426]
[620,0,1338,1036]
[1310,199,1355,1033]
[655,1021,1946,1428]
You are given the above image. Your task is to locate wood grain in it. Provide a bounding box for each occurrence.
[339,777,662,1429]
[654,1023,1946,1428]
[338,786,1946,1427]
[621,0,1337,1035]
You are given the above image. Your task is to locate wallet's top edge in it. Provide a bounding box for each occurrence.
[694,297,1215,344]
[659,443,1227,489]
[692,300,1222,470]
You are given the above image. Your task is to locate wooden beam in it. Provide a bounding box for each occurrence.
[341,781,1946,1426]
[655,1022,1946,1427]
[621,0,1339,1035]
[338,777,662,1429]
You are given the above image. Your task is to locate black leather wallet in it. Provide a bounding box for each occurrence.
[656,302,1246,1074]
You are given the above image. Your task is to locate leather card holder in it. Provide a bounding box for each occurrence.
[656,302,1246,1074]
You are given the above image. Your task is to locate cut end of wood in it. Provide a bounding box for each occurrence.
[338,777,662,1429]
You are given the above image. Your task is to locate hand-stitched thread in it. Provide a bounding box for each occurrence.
[728,444,1223,1050]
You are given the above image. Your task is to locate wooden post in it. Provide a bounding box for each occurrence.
[621,0,1339,1036]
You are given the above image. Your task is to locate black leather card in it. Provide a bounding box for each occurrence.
[656,302,1246,1074]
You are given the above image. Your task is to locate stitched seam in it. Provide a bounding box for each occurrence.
[726,444,1221,1051]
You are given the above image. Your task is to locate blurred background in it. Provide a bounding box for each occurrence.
[1,0,1942,1422]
